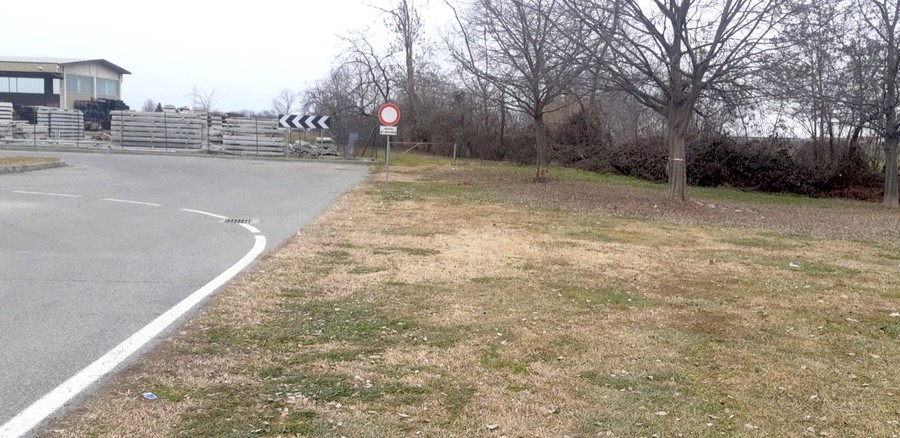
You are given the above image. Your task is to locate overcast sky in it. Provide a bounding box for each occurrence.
[3,0,453,112]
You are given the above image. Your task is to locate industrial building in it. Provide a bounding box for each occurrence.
[0,56,130,109]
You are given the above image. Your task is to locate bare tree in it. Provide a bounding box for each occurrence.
[305,63,388,143]
[566,0,786,200]
[189,85,219,113]
[851,0,900,207]
[141,99,157,112]
[766,0,845,146]
[340,29,396,106]
[371,1,426,135]
[272,88,301,115]
[447,0,587,179]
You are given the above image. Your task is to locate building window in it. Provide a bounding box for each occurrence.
[0,77,43,94]
[16,77,43,93]
[67,75,93,94]
[97,78,119,97]
[53,79,60,95]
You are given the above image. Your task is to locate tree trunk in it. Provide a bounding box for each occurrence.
[666,19,689,202]
[535,114,549,179]
[405,36,417,140]
[667,105,690,201]
[500,89,507,149]
[885,139,899,207]
[883,36,898,208]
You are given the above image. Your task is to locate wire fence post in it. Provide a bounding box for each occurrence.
[164,111,168,151]
[120,111,125,149]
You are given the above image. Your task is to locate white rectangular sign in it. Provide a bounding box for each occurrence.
[380,125,397,136]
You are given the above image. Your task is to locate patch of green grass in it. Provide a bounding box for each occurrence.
[691,185,830,206]
[279,286,315,298]
[724,235,805,250]
[575,368,727,436]
[203,326,250,349]
[765,259,861,276]
[561,286,655,309]
[380,151,454,167]
[517,261,538,272]
[376,178,502,205]
[880,252,900,261]
[506,383,532,392]
[552,167,664,190]
[566,228,619,243]
[319,250,353,265]
[580,370,687,390]
[293,299,417,345]
[380,181,471,200]
[373,246,440,256]
[874,316,900,338]
[698,251,861,278]
[484,163,663,190]
[174,383,331,437]
[140,381,191,403]
[259,367,285,379]
[199,295,458,354]
[288,296,465,350]
[442,385,476,425]
[818,313,900,340]
[377,185,419,201]
[384,226,451,238]
[349,266,387,274]
[175,372,376,436]
[280,411,328,435]
[303,348,384,364]
[480,345,530,375]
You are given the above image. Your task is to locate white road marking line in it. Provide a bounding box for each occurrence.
[12,190,82,198]
[102,198,163,207]
[0,235,267,438]
[180,208,228,219]
[240,223,261,234]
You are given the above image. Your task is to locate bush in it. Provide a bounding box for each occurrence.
[688,136,818,195]
[555,133,883,199]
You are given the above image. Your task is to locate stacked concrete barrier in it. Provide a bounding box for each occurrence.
[111,111,204,149]
[221,117,284,156]
[37,107,84,140]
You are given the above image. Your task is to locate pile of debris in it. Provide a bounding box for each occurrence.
[289,140,339,157]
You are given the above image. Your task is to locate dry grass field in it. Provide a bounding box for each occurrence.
[42,155,900,437]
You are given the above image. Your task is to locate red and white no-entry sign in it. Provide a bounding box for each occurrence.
[378,103,401,126]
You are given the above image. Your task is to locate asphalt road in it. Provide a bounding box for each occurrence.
[0,151,367,435]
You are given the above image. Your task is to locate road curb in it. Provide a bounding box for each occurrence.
[0,160,66,175]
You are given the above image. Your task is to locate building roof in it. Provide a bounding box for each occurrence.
[0,56,131,75]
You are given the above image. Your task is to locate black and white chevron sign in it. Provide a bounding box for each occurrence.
[278,114,331,129]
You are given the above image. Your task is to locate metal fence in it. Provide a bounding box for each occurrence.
[110,111,290,155]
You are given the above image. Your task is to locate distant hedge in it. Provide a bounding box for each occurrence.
[554,134,884,200]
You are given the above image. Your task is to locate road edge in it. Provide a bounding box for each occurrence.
[0,160,66,175]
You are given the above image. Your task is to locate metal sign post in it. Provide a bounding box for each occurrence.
[380,125,398,182]
[386,134,392,184]
[377,103,401,185]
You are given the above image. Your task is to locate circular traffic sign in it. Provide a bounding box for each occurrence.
[378,103,401,126]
